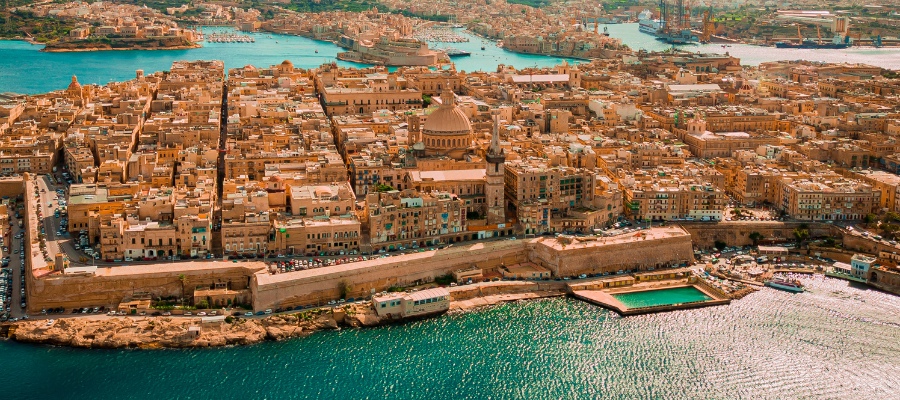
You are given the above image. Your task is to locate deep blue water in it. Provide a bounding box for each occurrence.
[1,277,898,399]
[2,24,898,94]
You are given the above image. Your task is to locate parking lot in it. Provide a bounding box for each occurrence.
[2,205,28,322]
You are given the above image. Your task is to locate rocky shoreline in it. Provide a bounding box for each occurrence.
[7,304,385,349]
[5,290,565,349]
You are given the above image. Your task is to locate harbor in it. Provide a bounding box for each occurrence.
[203,33,255,43]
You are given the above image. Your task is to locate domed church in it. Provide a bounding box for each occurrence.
[421,87,473,160]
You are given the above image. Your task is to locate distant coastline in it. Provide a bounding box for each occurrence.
[41,43,203,53]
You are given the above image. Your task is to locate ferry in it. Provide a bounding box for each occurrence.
[638,10,664,36]
[441,47,471,57]
[765,277,805,293]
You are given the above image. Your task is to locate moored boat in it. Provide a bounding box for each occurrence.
[765,277,805,293]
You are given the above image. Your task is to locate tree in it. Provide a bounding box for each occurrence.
[374,183,395,192]
[714,240,727,251]
[178,274,187,308]
[337,280,352,300]
[793,224,810,247]
[748,231,764,246]
[865,213,878,225]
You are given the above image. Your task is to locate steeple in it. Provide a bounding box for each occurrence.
[490,112,501,155]
[485,109,506,225]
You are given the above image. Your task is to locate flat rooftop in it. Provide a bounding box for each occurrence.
[539,226,691,251]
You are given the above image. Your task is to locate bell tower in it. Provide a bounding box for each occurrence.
[485,110,506,225]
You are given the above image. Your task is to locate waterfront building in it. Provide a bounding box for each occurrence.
[851,254,877,279]
[372,287,450,318]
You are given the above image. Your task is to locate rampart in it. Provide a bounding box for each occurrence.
[27,262,264,312]
[681,221,841,248]
[527,226,695,276]
[252,241,529,311]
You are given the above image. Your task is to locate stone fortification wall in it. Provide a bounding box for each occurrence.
[448,280,567,301]
[27,262,263,312]
[527,231,694,277]
[0,177,25,197]
[252,241,528,311]
[681,222,840,248]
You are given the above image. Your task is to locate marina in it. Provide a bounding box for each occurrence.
[413,27,469,43]
[203,33,255,43]
[1,25,900,94]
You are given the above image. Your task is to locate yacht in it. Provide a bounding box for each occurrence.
[765,277,805,293]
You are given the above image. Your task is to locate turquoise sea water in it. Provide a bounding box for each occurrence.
[612,286,712,308]
[3,24,899,94]
[1,277,899,399]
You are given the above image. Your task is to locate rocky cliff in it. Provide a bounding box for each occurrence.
[10,305,383,349]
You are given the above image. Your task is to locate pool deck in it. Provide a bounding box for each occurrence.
[571,282,731,316]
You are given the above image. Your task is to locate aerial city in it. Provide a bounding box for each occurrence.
[1,0,899,398]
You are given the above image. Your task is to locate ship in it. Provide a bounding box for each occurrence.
[638,10,664,35]
[774,37,851,49]
[440,47,471,57]
[775,26,851,49]
[656,29,698,45]
[765,277,805,293]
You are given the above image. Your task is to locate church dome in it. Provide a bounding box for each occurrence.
[423,90,471,135]
[67,75,82,92]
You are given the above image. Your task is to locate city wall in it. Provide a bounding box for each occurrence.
[27,262,263,312]
[681,222,841,248]
[252,241,529,311]
[527,230,695,277]
[0,177,25,197]
[841,233,896,255]
[27,230,700,313]
[448,280,568,301]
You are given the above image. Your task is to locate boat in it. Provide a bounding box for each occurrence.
[441,47,471,57]
[314,49,318,53]
[656,29,698,45]
[774,38,850,49]
[638,10,664,36]
[765,277,805,293]
[775,26,851,49]
[481,46,485,50]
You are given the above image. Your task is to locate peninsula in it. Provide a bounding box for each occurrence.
[0,47,899,351]
[1,2,200,52]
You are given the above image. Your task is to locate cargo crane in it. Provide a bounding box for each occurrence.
[699,8,714,43]
[656,0,698,44]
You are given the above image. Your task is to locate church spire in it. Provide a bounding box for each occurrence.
[490,111,501,155]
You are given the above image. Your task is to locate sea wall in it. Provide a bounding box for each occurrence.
[527,229,694,277]
[681,222,840,248]
[448,280,567,301]
[27,262,263,312]
[252,241,528,311]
